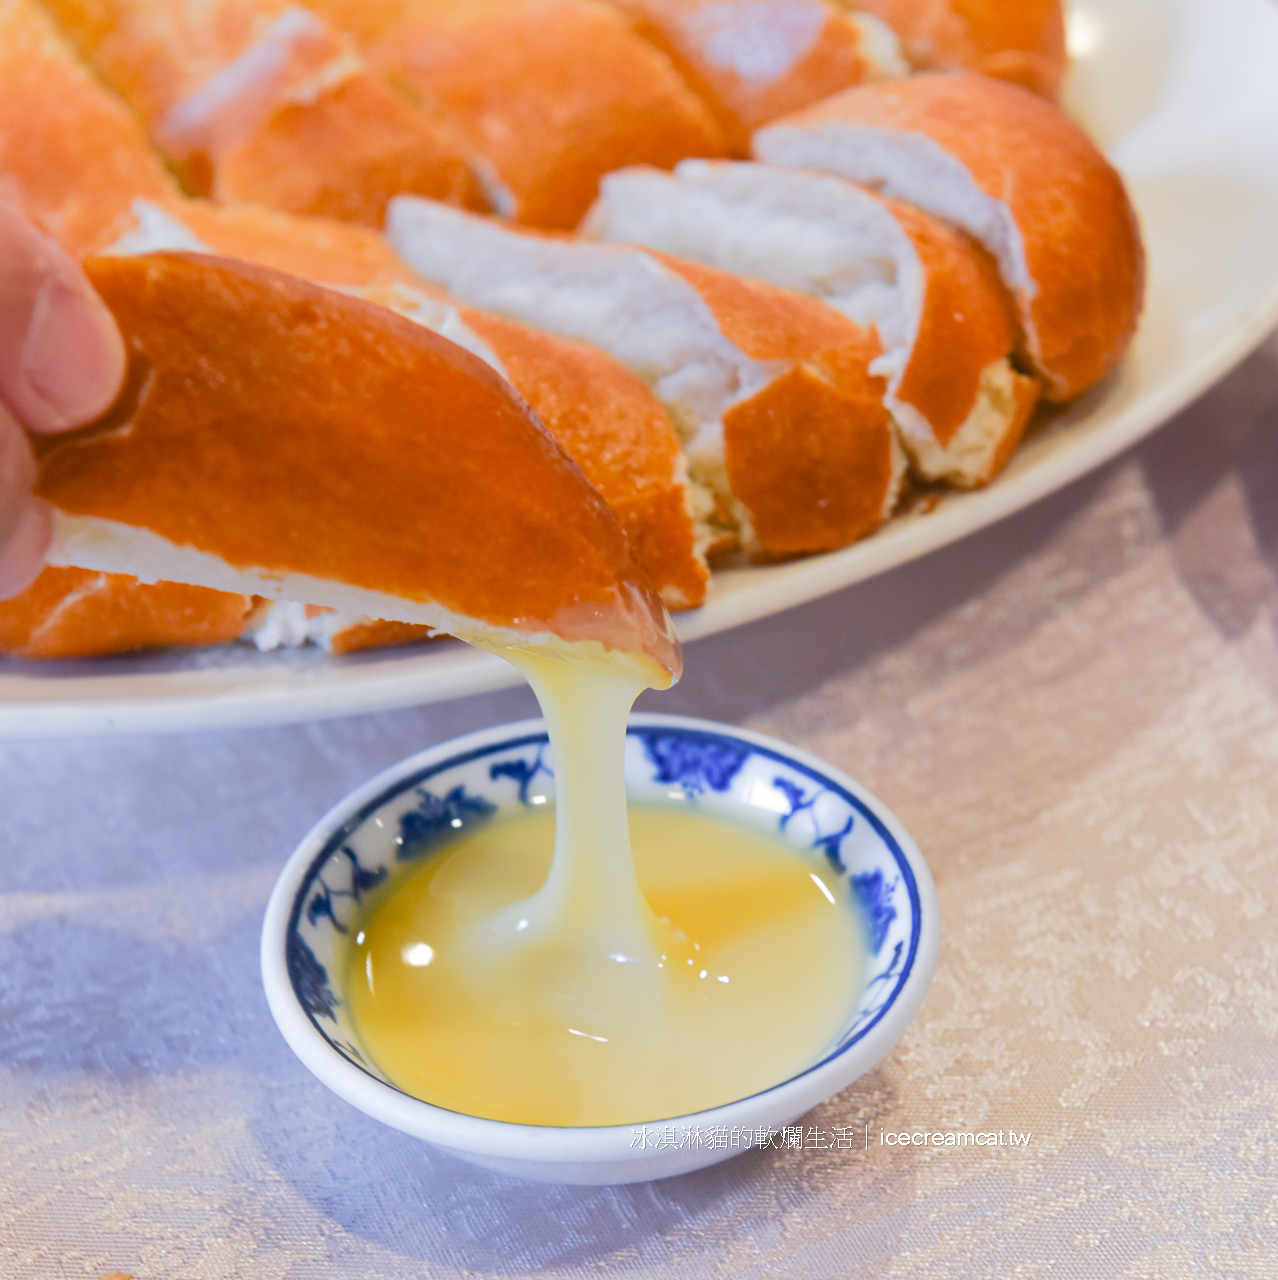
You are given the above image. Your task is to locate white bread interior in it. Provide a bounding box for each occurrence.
[902,357,1028,486]
[752,120,1035,302]
[584,160,1024,487]
[46,510,671,680]
[654,0,907,84]
[847,12,910,78]
[245,600,364,651]
[106,200,213,256]
[338,280,511,379]
[583,160,919,369]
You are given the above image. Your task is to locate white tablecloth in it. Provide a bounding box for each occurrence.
[4,332,1278,1278]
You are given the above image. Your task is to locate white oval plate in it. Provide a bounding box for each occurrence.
[3,0,1277,737]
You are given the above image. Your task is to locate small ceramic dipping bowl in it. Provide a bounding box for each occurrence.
[261,714,939,1185]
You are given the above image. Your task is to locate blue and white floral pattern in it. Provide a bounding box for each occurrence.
[285,718,926,1100]
[635,729,751,794]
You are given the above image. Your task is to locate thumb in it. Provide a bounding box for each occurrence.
[0,202,127,433]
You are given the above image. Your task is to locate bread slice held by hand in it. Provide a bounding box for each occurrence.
[110,199,709,610]
[753,72,1145,402]
[34,252,680,686]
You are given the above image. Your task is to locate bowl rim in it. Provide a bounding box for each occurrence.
[261,712,940,1163]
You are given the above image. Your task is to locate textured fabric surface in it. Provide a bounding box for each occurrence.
[4,333,1278,1277]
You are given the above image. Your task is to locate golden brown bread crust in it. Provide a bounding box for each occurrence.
[655,246,876,365]
[843,0,1067,98]
[172,200,422,286]
[722,363,896,556]
[652,252,897,555]
[606,485,707,604]
[292,0,413,44]
[38,0,286,126]
[886,195,1037,447]
[37,0,485,223]
[982,371,1038,479]
[357,0,730,228]
[0,0,179,258]
[35,253,674,665]
[328,616,436,654]
[612,0,881,155]
[459,310,709,608]
[770,73,1145,401]
[0,565,257,658]
[212,71,487,225]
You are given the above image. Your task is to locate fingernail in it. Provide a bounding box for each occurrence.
[20,280,126,432]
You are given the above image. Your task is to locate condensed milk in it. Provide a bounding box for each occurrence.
[344,650,866,1127]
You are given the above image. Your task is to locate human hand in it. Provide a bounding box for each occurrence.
[0,202,126,596]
